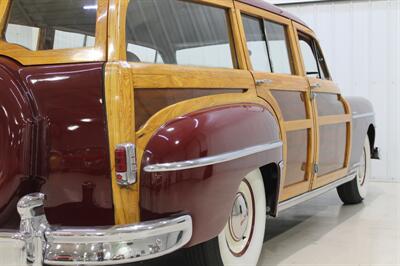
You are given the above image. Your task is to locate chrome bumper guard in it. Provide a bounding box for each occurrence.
[0,193,192,265]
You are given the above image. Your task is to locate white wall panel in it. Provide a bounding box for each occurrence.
[279,0,400,179]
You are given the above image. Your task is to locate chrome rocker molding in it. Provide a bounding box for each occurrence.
[278,170,357,213]
[352,112,375,120]
[144,140,283,173]
[0,193,192,266]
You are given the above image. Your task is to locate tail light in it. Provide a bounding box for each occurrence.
[115,143,137,186]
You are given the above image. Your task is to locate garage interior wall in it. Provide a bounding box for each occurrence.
[273,0,400,180]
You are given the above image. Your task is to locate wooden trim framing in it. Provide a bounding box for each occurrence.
[284,119,313,132]
[104,62,139,224]
[0,0,108,65]
[318,114,351,126]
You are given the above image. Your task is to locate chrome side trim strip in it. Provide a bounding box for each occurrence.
[352,112,375,120]
[277,171,357,213]
[144,141,283,173]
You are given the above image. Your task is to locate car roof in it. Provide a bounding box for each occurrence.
[237,0,309,28]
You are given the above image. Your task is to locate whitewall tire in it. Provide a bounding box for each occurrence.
[337,136,371,204]
[183,169,266,266]
[218,169,266,266]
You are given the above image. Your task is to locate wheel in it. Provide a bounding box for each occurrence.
[184,169,266,266]
[337,136,371,204]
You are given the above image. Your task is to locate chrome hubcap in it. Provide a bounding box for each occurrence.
[224,180,254,256]
[229,193,249,241]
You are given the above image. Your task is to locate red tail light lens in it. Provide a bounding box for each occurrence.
[115,147,127,172]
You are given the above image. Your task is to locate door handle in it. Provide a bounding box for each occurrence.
[255,79,273,86]
[310,83,321,89]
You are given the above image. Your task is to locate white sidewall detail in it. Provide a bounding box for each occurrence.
[357,137,371,198]
[218,169,266,266]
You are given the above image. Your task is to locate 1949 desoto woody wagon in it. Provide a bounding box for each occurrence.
[0,0,380,265]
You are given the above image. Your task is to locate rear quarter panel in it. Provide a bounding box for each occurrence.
[140,103,282,246]
[0,58,114,228]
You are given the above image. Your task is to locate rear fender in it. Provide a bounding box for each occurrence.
[347,97,376,168]
[140,103,283,246]
[0,59,36,227]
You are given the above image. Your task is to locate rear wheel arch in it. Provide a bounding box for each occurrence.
[259,162,281,217]
[367,124,375,154]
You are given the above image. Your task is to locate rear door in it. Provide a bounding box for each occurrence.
[235,3,316,201]
[293,23,352,189]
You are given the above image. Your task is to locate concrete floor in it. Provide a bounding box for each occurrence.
[260,181,400,266]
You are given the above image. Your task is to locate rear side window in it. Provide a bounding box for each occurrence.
[242,14,293,74]
[125,0,235,68]
[264,21,292,74]
[242,15,271,72]
[4,0,98,51]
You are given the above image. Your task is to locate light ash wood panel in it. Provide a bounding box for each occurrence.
[319,114,351,126]
[285,119,313,132]
[104,62,140,225]
[128,63,254,89]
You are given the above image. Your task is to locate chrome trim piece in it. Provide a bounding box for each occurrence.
[255,79,273,86]
[352,112,375,120]
[144,141,283,173]
[0,232,27,266]
[278,171,357,212]
[0,194,193,266]
[115,143,137,186]
[310,83,321,89]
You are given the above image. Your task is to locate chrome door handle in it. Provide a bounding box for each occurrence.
[255,79,273,86]
[310,83,321,89]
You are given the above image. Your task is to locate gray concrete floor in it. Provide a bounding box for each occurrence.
[260,181,400,266]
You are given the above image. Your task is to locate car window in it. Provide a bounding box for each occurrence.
[315,45,330,80]
[127,44,164,63]
[241,15,293,74]
[5,0,98,51]
[298,33,330,80]
[125,0,235,68]
[299,34,320,78]
[242,15,271,72]
[264,20,293,74]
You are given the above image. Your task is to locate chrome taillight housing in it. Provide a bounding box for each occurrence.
[115,143,137,186]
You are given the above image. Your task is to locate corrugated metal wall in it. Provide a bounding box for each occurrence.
[278,0,400,180]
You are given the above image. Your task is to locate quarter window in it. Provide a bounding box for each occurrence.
[298,33,330,80]
[4,0,98,51]
[125,0,235,68]
[299,36,319,78]
[242,15,293,74]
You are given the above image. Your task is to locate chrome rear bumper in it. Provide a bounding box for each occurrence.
[0,193,192,265]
